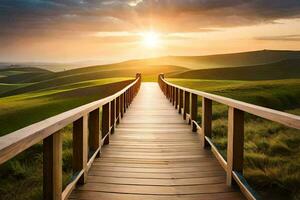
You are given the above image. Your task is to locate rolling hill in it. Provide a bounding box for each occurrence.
[168,59,300,80]
[1,50,300,73]
[0,65,187,97]
[109,49,300,70]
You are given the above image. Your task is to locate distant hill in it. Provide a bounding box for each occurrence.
[0,67,53,83]
[1,49,300,96]
[118,50,300,69]
[1,50,300,72]
[168,59,300,80]
[0,65,187,97]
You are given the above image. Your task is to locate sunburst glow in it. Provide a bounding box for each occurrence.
[141,31,161,48]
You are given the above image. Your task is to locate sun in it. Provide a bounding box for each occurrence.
[141,31,161,48]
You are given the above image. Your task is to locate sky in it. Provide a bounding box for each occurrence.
[0,0,300,63]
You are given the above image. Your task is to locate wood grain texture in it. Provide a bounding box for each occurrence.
[201,97,212,148]
[70,83,244,200]
[89,108,100,157]
[191,93,198,132]
[73,115,88,184]
[227,107,244,186]
[101,103,110,145]
[43,131,62,200]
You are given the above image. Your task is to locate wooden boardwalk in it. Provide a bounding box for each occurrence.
[70,83,244,200]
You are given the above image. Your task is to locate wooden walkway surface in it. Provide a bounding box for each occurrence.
[70,83,244,200]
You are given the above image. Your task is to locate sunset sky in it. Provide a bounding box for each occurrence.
[0,0,300,63]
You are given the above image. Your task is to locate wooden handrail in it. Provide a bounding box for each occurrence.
[158,73,300,200]
[159,75,300,129]
[0,73,141,200]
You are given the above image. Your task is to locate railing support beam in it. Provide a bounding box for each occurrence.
[110,100,116,133]
[201,97,212,148]
[73,115,88,185]
[116,96,120,124]
[227,107,244,186]
[89,108,100,157]
[175,88,178,109]
[102,103,110,145]
[183,91,190,121]
[191,94,198,132]
[43,131,62,200]
[179,89,183,114]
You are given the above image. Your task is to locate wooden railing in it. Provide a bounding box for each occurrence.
[158,74,300,200]
[0,73,141,200]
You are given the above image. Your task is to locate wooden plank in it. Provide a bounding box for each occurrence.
[87,175,226,186]
[89,165,223,173]
[76,182,234,195]
[70,191,244,200]
[43,131,62,200]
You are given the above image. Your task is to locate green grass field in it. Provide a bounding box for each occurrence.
[169,59,300,80]
[167,78,300,200]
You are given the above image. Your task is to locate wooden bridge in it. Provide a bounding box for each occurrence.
[0,73,299,200]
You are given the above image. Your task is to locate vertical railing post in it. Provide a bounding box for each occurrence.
[227,107,244,186]
[116,96,120,124]
[102,102,110,145]
[179,89,183,114]
[170,86,173,103]
[126,90,129,108]
[43,131,62,200]
[167,85,169,99]
[110,100,116,133]
[73,115,88,184]
[129,88,132,104]
[130,87,133,104]
[201,97,212,148]
[172,87,175,105]
[121,94,124,117]
[123,92,127,113]
[183,91,190,121]
[89,108,100,157]
[175,88,178,109]
[191,93,198,132]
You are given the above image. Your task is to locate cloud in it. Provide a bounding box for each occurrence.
[255,34,300,41]
[0,0,300,39]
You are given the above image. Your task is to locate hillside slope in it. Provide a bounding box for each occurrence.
[0,65,187,97]
[168,59,300,80]
[120,50,300,69]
